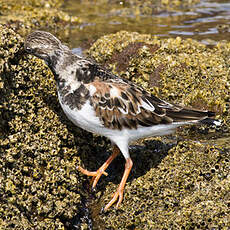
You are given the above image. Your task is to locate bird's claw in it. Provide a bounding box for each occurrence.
[77,164,109,189]
[103,188,124,212]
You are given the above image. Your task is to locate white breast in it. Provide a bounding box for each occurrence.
[58,92,104,134]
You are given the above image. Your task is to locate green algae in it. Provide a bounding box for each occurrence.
[83,0,201,16]
[108,0,201,18]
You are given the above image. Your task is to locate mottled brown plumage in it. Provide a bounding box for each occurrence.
[86,79,214,130]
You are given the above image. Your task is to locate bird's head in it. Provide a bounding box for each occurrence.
[24,31,68,64]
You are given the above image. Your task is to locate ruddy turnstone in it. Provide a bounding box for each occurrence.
[24,31,216,211]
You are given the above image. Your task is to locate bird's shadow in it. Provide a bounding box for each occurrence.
[101,140,175,188]
[40,89,176,192]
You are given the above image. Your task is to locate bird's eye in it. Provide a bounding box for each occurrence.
[25,46,32,53]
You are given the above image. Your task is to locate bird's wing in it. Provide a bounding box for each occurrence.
[85,78,214,130]
[85,79,176,130]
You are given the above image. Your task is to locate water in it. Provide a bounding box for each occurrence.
[62,0,230,49]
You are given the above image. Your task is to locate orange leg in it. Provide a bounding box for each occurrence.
[77,145,120,189]
[104,157,133,211]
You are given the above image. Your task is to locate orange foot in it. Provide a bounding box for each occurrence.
[77,146,133,211]
[77,164,108,188]
[77,146,120,189]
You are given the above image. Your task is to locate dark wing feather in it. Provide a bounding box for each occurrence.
[86,80,173,130]
[86,78,214,130]
[165,107,215,122]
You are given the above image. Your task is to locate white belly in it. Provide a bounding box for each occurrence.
[58,92,104,134]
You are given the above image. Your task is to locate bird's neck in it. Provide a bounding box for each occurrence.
[47,50,86,98]
[48,50,81,85]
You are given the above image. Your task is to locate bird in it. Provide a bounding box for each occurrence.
[24,31,217,211]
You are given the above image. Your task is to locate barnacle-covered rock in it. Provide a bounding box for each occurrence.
[87,31,230,229]
[0,25,92,229]
[100,140,230,229]
[1,15,230,229]
[0,0,81,35]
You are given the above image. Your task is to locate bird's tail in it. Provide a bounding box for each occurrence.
[167,108,220,125]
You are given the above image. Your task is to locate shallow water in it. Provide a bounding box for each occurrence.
[63,0,230,49]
